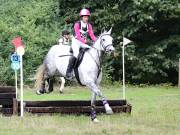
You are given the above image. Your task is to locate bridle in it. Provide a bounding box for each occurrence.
[99,34,113,53]
[87,33,113,79]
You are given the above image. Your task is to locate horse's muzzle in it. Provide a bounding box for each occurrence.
[107,46,115,54]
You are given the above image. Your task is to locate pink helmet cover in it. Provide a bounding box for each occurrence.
[80,9,90,16]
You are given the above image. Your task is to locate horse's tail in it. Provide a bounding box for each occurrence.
[34,63,46,89]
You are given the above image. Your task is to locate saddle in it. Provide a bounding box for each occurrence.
[69,47,89,68]
[69,47,89,85]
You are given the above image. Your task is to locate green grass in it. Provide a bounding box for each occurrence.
[23,85,123,101]
[0,85,180,135]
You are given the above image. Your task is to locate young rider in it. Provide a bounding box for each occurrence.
[66,8,97,79]
[59,30,71,46]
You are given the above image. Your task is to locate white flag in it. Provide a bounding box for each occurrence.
[123,37,132,46]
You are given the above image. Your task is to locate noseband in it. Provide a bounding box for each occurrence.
[100,34,113,52]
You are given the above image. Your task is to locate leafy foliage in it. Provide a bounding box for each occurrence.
[0,0,180,85]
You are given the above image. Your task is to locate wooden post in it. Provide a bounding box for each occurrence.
[179,58,180,87]
[13,98,18,115]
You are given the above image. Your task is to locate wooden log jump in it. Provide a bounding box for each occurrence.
[22,100,131,114]
[0,86,132,116]
[0,86,17,115]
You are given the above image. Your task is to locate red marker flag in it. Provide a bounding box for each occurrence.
[11,37,23,49]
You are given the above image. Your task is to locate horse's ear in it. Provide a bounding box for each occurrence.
[101,27,106,34]
[107,27,112,34]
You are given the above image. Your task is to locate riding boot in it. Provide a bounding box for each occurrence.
[66,56,76,80]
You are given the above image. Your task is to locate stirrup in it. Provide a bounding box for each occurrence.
[66,72,73,80]
[66,76,73,80]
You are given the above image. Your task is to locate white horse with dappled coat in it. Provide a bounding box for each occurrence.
[35,28,115,122]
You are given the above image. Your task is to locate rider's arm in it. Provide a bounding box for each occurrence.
[74,22,86,43]
[88,24,97,42]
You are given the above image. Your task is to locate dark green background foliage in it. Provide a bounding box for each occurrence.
[0,0,180,85]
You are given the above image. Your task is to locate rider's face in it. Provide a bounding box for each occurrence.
[64,35,70,40]
[82,16,89,23]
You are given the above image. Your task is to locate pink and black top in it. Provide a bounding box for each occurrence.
[74,21,97,44]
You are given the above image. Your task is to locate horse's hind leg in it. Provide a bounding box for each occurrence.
[59,77,65,94]
[46,78,54,93]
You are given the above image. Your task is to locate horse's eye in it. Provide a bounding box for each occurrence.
[102,39,105,42]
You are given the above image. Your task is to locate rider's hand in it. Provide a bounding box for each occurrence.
[86,41,93,46]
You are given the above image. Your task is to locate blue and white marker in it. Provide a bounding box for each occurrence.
[11,53,20,63]
[11,52,20,99]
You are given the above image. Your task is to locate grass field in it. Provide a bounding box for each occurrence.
[0,85,180,135]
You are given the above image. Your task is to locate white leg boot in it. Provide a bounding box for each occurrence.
[105,104,113,114]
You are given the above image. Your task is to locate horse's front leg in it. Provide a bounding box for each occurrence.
[87,82,113,115]
[59,77,65,94]
[91,92,99,123]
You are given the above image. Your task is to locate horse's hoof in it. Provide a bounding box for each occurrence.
[105,104,114,115]
[59,91,63,94]
[36,90,44,95]
[46,90,53,94]
[106,109,114,115]
[46,88,53,94]
[92,118,100,123]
